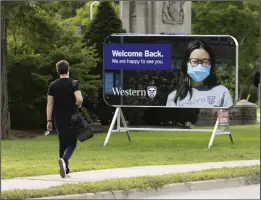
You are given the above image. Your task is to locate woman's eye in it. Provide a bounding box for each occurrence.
[203,61,210,65]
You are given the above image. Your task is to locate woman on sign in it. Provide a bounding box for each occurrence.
[166,40,233,108]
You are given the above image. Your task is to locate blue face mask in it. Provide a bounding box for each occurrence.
[187,63,211,82]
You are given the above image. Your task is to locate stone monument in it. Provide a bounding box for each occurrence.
[120,1,191,34]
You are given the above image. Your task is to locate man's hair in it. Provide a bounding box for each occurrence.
[56,60,70,75]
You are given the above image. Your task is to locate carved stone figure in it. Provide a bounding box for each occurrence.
[162,1,185,25]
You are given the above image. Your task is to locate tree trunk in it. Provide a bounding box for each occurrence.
[1,13,11,139]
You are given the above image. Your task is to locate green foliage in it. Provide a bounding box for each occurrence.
[45,40,101,102]
[82,1,125,124]
[4,2,100,129]
[60,1,120,35]
[4,2,61,54]
[80,106,91,121]
[83,2,125,75]
[7,54,51,129]
[241,86,259,104]
[62,2,96,26]
[46,1,86,19]
[192,2,260,97]
[7,42,100,129]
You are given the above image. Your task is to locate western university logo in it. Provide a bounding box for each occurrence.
[207,96,216,105]
[111,86,157,99]
[147,86,157,99]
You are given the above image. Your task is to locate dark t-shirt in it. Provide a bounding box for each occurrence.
[47,78,80,125]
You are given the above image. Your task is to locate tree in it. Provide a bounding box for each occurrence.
[46,1,86,19]
[60,2,120,34]
[83,1,125,75]
[4,2,60,55]
[192,2,260,98]
[83,2,126,124]
[1,10,10,138]
[3,2,100,131]
[1,2,62,134]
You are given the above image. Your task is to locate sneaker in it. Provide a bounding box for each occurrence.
[66,168,70,175]
[65,174,71,178]
[58,158,66,178]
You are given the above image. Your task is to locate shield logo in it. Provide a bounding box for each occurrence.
[147,86,157,99]
[207,96,216,105]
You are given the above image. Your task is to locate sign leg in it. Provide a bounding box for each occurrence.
[117,109,121,131]
[228,125,234,144]
[229,134,234,144]
[120,109,132,142]
[208,117,219,148]
[104,107,120,146]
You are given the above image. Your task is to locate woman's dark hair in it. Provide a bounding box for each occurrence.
[174,40,219,103]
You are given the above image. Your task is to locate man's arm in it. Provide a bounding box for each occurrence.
[47,95,54,121]
[74,90,83,108]
[73,81,83,108]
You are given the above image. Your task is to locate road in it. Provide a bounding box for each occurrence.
[140,185,260,199]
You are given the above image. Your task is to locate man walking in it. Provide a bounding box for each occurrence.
[46,60,83,178]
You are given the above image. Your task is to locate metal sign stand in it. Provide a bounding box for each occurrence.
[208,109,234,148]
[104,107,132,146]
[103,107,234,148]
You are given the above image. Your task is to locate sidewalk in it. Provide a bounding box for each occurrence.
[2,160,259,191]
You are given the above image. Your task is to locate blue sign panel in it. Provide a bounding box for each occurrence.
[103,43,172,70]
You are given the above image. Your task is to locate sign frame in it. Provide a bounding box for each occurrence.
[102,34,237,148]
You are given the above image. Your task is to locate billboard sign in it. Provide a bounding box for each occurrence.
[103,34,238,109]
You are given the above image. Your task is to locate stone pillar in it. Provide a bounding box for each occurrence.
[136,1,148,33]
[129,1,136,33]
[121,1,130,33]
[147,1,155,33]
[153,1,191,34]
[121,1,191,34]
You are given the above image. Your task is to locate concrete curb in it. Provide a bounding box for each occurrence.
[32,177,259,199]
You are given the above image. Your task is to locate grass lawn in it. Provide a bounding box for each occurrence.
[2,166,260,200]
[2,124,260,179]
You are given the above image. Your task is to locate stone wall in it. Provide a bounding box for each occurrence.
[196,100,258,126]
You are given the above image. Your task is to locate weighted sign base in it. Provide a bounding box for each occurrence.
[103,107,234,148]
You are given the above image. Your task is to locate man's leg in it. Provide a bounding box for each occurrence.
[58,137,67,178]
[59,139,67,159]
[62,138,77,174]
[55,119,75,178]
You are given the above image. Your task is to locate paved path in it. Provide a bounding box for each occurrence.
[139,184,260,199]
[2,160,259,191]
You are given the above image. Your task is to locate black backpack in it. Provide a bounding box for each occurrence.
[71,80,93,142]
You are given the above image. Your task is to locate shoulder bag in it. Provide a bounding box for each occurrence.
[71,80,94,142]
